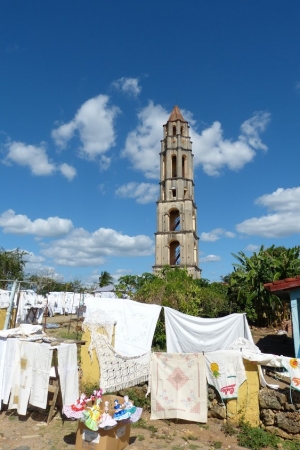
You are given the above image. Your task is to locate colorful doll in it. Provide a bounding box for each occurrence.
[63,393,87,419]
[123,395,136,415]
[99,401,117,429]
[113,399,128,420]
[83,403,102,431]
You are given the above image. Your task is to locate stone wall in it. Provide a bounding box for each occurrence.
[208,385,300,441]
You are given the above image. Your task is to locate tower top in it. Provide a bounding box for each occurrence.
[168,105,187,123]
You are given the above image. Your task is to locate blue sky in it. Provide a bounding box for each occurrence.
[1,1,300,286]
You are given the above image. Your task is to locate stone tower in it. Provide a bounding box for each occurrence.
[153,105,201,279]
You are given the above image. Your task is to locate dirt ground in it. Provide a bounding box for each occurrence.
[0,315,295,450]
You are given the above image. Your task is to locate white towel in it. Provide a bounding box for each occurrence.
[0,337,7,410]
[205,350,246,400]
[9,341,33,415]
[2,338,19,404]
[57,343,79,407]
[29,343,53,409]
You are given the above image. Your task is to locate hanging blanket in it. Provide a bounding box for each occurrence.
[57,343,79,407]
[205,350,246,400]
[84,298,161,356]
[164,307,253,353]
[90,332,150,393]
[149,353,207,422]
[8,341,52,414]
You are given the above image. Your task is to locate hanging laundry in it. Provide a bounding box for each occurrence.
[57,343,79,407]
[281,356,300,391]
[164,307,253,353]
[149,352,207,423]
[84,297,161,357]
[205,350,246,400]
[90,332,150,393]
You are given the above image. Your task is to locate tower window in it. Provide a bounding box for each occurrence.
[172,187,176,198]
[172,155,177,177]
[170,240,180,265]
[182,156,186,178]
[169,209,180,231]
[173,125,176,135]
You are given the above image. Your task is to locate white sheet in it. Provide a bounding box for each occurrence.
[2,338,19,405]
[84,298,161,357]
[0,337,7,409]
[57,343,79,407]
[164,307,253,353]
[29,343,52,409]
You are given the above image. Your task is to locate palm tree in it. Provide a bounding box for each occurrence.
[99,271,114,287]
[230,245,300,326]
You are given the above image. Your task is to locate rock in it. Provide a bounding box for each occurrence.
[260,409,275,426]
[284,403,296,412]
[259,387,286,410]
[265,425,300,441]
[208,404,226,420]
[275,411,300,434]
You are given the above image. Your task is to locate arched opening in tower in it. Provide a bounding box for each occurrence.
[169,209,180,231]
[172,125,176,135]
[172,155,177,177]
[170,240,180,265]
[182,156,186,178]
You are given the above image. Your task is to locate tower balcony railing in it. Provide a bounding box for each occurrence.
[171,217,180,231]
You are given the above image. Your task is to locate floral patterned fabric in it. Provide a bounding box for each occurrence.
[281,356,300,391]
[149,353,207,422]
[205,350,246,400]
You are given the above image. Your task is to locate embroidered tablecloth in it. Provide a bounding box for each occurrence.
[150,353,207,422]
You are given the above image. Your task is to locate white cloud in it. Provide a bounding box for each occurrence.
[200,228,235,242]
[52,94,120,160]
[41,227,154,267]
[122,103,270,178]
[236,187,300,238]
[255,187,300,212]
[4,141,56,176]
[3,141,77,180]
[23,251,46,273]
[121,102,169,179]
[112,77,141,97]
[115,182,159,204]
[99,155,111,171]
[236,212,300,238]
[0,210,73,237]
[295,82,300,93]
[191,111,270,176]
[244,244,260,252]
[59,163,77,180]
[200,255,221,263]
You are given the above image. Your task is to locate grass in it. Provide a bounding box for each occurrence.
[131,417,158,433]
[239,421,300,450]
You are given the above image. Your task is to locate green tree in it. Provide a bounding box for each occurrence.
[132,267,229,349]
[98,271,114,288]
[229,245,300,326]
[0,248,27,288]
[115,275,139,297]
